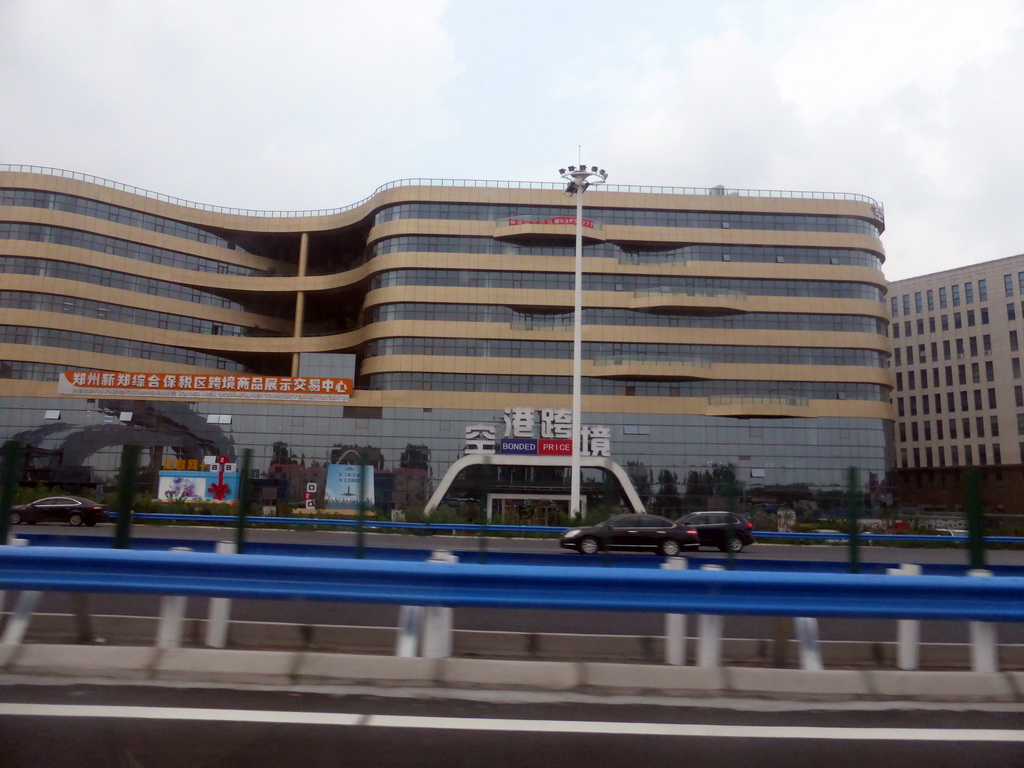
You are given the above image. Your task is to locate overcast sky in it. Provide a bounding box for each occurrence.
[2,0,1022,280]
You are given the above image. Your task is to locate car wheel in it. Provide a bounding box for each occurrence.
[578,536,600,555]
[659,539,681,556]
[720,536,745,553]
[10,511,21,525]
[67,512,85,527]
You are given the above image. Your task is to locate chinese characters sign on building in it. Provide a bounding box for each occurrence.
[464,407,611,458]
[58,371,352,402]
[508,217,594,228]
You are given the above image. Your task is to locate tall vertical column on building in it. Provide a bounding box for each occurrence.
[291,232,309,376]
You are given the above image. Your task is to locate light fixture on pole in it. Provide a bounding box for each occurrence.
[558,164,608,519]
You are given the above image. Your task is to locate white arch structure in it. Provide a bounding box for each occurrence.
[425,454,646,516]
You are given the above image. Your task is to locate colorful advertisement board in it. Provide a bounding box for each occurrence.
[158,470,240,503]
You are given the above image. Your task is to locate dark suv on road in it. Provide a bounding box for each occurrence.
[676,511,755,552]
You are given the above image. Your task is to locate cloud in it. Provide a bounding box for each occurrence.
[0,0,458,209]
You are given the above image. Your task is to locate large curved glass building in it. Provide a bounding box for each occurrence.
[0,165,892,516]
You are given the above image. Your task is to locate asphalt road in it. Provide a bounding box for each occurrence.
[2,682,1022,768]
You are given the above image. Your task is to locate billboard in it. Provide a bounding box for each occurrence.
[59,370,352,402]
[158,470,240,503]
[324,464,375,511]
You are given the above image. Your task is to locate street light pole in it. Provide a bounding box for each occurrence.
[559,164,607,520]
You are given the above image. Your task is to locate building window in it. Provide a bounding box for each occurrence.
[939,287,948,309]
[1017,413,1024,435]
[954,312,962,329]
[979,279,987,302]
[915,292,923,313]
[958,364,966,385]
[945,365,953,385]
[943,340,951,361]
[969,337,978,357]
[1016,385,1023,407]
[949,418,958,439]
[963,417,971,438]
[993,444,1001,463]
[895,372,903,391]
[981,308,989,325]
[913,447,921,467]
[965,445,974,465]
[922,394,930,414]
[893,324,900,339]
[951,445,960,466]
[960,391,969,411]
[924,421,932,440]
[907,346,914,364]
[938,446,946,466]
[895,348,902,365]
[900,448,909,468]
[925,447,934,467]
[911,422,920,441]
[947,391,956,412]
[1009,303,1017,321]
[891,296,899,317]
[1011,330,1019,352]
[971,362,980,384]
[937,420,945,439]
[908,371,916,390]
[899,423,907,440]
[977,416,986,438]
[965,282,974,304]
[983,334,992,355]
[952,285,961,306]
[927,289,935,311]
[988,388,997,408]
[974,389,983,410]
[991,415,999,437]
[910,396,918,416]
[1006,274,1014,296]
[902,294,911,315]
[905,320,912,336]
[917,318,925,335]
[1014,358,1022,379]
[934,392,942,414]
[967,310,976,327]
[897,397,905,417]
[986,361,994,382]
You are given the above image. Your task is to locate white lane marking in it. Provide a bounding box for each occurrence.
[0,704,1022,742]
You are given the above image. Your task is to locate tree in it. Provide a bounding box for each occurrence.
[653,469,683,515]
[625,460,653,506]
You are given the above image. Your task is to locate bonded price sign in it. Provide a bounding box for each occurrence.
[500,438,537,455]
[59,371,352,402]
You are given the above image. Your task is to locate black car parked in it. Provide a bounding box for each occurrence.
[560,514,699,556]
[8,496,111,527]
[676,511,755,552]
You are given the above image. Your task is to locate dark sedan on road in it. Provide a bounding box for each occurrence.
[676,511,756,552]
[560,514,699,556]
[8,496,111,527]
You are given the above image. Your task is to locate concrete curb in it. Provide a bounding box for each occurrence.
[3,644,1023,703]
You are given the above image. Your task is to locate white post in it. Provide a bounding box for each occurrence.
[157,547,192,649]
[967,569,998,673]
[696,564,724,667]
[420,550,458,659]
[0,590,41,645]
[205,541,236,648]
[156,596,188,649]
[887,563,922,670]
[794,617,823,671]
[661,557,688,665]
[395,605,424,657]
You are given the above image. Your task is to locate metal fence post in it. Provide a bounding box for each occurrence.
[696,564,724,667]
[886,563,922,670]
[967,568,997,673]
[0,441,21,548]
[113,444,140,549]
[846,466,861,573]
[205,541,237,648]
[794,616,823,671]
[421,550,458,658]
[234,449,253,555]
[661,557,687,665]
